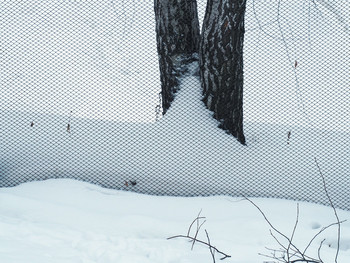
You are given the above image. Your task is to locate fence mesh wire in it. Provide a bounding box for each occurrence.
[0,1,349,209]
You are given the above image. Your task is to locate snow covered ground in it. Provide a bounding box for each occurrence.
[0,0,350,263]
[1,179,350,263]
[0,1,349,260]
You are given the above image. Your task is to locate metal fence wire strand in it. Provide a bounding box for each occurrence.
[0,0,349,210]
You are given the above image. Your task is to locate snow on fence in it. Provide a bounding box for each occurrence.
[1,1,349,209]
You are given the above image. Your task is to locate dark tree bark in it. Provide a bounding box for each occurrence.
[154,0,200,114]
[200,0,247,145]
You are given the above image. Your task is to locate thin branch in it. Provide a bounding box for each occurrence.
[269,230,289,252]
[303,220,346,256]
[168,211,231,261]
[259,252,286,263]
[192,217,206,250]
[260,249,322,263]
[290,260,321,263]
[318,239,326,263]
[244,196,302,255]
[167,235,231,260]
[315,0,350,35]
[252,0,297,42]
[187,210,205,236]
[246,196,323,263]
[315,157,341,263]
[205,229,216,263]
[265,247,286,254]
[287,204,300,261]
[246,158,343,263]
[188,210,206,250]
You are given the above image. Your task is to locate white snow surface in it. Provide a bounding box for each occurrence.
[0,1,349,261]
[1,178,350,263]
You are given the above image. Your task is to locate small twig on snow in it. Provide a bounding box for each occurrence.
[318,239,326,263]
[205,229,216,263]
[168,211,231,262]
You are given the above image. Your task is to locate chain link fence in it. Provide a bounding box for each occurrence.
[1,1,349,209]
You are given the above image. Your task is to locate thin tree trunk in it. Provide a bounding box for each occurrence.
[154,0,200,114]
[200,0,247,145]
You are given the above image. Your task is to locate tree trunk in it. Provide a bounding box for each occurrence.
[200,0,247,145]
[154,0,200,114]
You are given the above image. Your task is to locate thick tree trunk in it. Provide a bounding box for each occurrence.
[154,0,200,114]
[200,0,247,145]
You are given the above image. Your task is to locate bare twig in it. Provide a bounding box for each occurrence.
[205,229,216,263]
[244,156,344,263]
[269,230,289,252]
[168,211,231,262]
[287,204,300,261]
[167,235,231,260]
[290,260,320,263]
[190,210,206,250]
[315,157,341,263]
[187,209,205,236]
[245,196,332,263]
[261,247,288,263]
[317,239,326,263]
[244,196,302,256]
[303,220,346,256]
